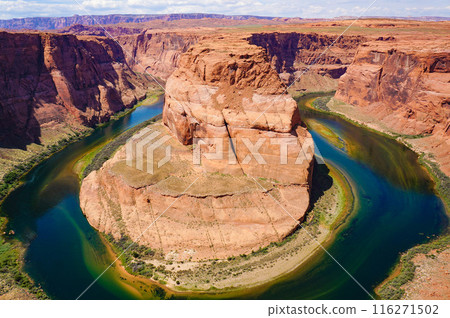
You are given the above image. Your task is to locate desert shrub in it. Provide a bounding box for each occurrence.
[378,235,450,300]
[312,96,332,111]
[82,114,162,178]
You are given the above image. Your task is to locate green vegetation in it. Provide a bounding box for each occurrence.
[306,119,345,150]
[301,95,397,140]
[419,156,450,213]
[74,145,104,179]
[97,91,162,126]
[0,218,47,299]
[104,234,158,279]
[377,235,450,300]
[103,234,175,299]
[290,89,336,99]
[82,114,162,179]
[312,96,332,111]
[0,131,91,202]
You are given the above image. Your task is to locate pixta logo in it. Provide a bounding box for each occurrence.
[125,128,325,175]
[125,128,171,174]
[193,137,325,165]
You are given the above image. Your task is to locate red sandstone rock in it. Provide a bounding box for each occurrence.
[118,31,201,80]
[248,32,364,79]
[335,39,450,175]
[0,31,152,148]
[163,37,314,184]
[80,37,314,260]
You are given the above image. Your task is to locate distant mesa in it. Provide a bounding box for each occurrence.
[0,13,284,31]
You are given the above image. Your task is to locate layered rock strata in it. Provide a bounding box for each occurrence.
[248,32,365,92]
[80,37,314,260]
[118,31,201,80]
[249,32,364,79]
[0,31,152,148]
[163,37,314,184]
[335,39,450,175]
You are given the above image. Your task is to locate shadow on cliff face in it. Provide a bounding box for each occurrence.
[0,105,42,149]
[0,32,43,149]
[308,160,333,212]
[43,35,125,125]
[0,32,134,150]
[247,32,365,78]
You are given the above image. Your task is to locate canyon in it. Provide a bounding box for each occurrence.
[0,16,448,299]
[248,32,364,92]
[60,22,450,176]
[0,31,154,149]
[1,19,448,254]
[80,36,315,260]
[335,38,450,175]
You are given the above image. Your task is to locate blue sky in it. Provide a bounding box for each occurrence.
[0,0,449,20]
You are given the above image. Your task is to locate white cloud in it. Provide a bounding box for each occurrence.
[0,0,448,20]
[81,0,122,9]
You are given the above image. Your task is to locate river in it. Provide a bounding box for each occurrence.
[0,94,447,299]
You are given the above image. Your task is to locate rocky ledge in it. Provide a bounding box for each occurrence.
[335,39,450,175]
[80,37,314,261]
[0,31,153,148]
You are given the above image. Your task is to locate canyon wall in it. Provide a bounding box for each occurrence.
[248,32,365,92]
[80,37,314,260]
[118,31,201,80]
[163,36,314,183]
[0,31,152,148]
[335,39,450,174]
[0,13,282,31]
[60,29,364,88]
[249,32,364,77]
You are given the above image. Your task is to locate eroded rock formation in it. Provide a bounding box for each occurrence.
[249,32,364,78]
[335,39,450,175]
[248,32,365,92]
[0,31,151,148]
[80,37,314,260]
[118,31,201,80]
[163,36,314,184]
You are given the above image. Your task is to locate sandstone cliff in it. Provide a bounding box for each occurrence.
[249,32,364,77]
[58,29,364,91]
[335,39,450,175]
[248,32,365,92]
[80,37,314,260]
[0,31,152,148]
[163,37,314,184]
[118,31,201,80]
[117,31,364,89]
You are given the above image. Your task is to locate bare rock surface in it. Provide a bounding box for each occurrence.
[118,31,201,80]
[403,249,450,299]
[163,36,314,184]
[0,31,152,148]
[335,39,450,175]
[80,38,314,261]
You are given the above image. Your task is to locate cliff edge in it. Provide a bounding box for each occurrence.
[80,37,314,261]
[335,39,450,175]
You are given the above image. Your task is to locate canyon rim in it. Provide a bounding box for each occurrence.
[79,36,315,261]
[0,12,448,302]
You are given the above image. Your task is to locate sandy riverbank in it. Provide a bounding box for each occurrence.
[304,93,450,300]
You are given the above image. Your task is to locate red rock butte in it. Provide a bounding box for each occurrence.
[80,36,315,261]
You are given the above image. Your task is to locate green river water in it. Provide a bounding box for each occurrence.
[0,94,447,299]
